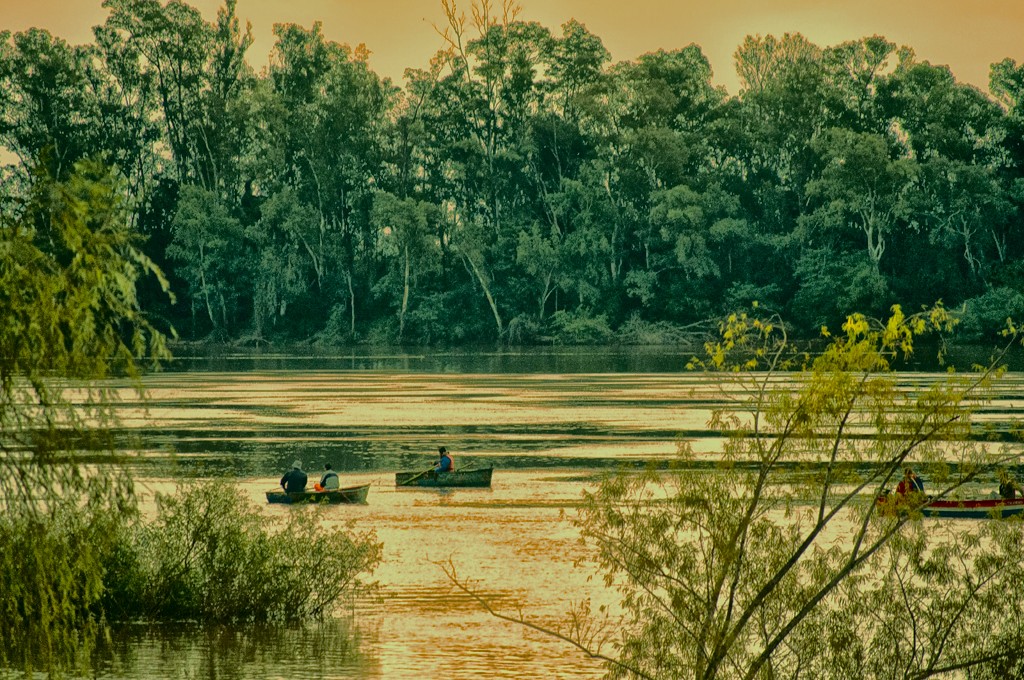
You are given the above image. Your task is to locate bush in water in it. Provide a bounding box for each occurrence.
[102,482,382,623]
[0,483,381,672]
[0,505,120,673]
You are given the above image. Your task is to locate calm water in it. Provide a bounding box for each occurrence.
[92,353,714,680]
[24,347,1024,678]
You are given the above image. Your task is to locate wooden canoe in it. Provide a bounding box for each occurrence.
[878,493,1024,519]
[266,483,370,504]
[395,467,493,488]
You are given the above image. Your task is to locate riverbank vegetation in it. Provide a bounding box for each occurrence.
[452,305,1024,678]
[3,1,1024,346]
[0,159,380,675]
[0,485,381,673]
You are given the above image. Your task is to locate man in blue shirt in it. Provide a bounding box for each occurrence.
[434,446,454,473]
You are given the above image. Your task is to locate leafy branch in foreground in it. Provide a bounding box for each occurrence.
[453,303,1024,679]
[0,158,174,672]
[1,158,173,516]
[439,558,625,672]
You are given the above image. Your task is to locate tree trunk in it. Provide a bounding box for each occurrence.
[462,253,503,339]
[400,245,410,341]
[346,270,356,341]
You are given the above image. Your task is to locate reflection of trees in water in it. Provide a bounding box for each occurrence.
[90,618,373,679]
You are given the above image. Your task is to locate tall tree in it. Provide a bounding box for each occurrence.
[166,184,244,335]
[371,192,440,341]
[0,29,103,179]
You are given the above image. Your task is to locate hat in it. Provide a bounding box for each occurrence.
[292,460,302,469]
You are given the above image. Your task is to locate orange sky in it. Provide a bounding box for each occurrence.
[2,0,1023,95]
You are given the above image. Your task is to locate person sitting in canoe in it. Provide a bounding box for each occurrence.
[999,470,1023,499]
[314,463,340,492]
[434,446,455,474]
[280,460,308,493]
[895,467,925,496]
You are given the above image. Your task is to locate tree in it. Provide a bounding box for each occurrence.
[516,222,561,320]
[99,0,214,186]
[371,191,440,341]
[167,184,244,335]
[449,304,1024,679]
[246,186,317,340]
[1,159,172,509]
[801,128,917,276]
[0,158,173,668]
[878,58,1002,166]
[0,29,103,178]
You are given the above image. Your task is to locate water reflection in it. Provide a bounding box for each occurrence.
[164,343,1024,374]
[164,345,698,374]
[91,618,370,679]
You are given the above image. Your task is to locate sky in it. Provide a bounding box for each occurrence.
[2,0,1024,95]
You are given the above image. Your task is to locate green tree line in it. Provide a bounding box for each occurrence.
[3,0,1024,345]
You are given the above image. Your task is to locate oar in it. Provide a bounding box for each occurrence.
[399,468,433,486]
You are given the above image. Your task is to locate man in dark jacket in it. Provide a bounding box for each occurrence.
[281,460,308,493]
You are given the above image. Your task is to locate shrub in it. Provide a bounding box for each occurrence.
[0,504,128,672]
[506,314,543,344]
[959,287,1024,342]
[2,482,381,672]
[615,314,690,344]
[313,303,355,346]
[103,482,382,623]
[547,310,613,345]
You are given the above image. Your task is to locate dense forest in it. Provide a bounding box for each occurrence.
[3,0,1024,346]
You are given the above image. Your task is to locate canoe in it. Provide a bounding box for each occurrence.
[265,483,370,504]
[878,493,1024,519]
[395,467,493,488]
[920,497,1024,519]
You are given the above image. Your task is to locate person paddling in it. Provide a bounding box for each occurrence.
[434,446,454,474]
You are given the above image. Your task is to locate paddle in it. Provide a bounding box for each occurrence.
[399,468,434,486]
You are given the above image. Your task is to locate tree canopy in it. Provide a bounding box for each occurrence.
[2,2,1023,348]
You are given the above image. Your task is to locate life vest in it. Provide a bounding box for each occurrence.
[439,453,454,472]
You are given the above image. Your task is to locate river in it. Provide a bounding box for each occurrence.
[86,348,712,679]
[24,346,1024,678]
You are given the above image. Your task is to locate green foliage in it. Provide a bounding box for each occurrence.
[506,313,544,344]
[103,482,382,623]
[959,287,1024,342]
[167,185,244,335]
[6,3,1024,345]
[312,303,355,346]
[0,505,124,672]
[0,157,170,672]
[0,484,382,672]
[547,309,613,345]
[0,159,171,515]
[570,304,1024,679]
[614,314,694,345]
